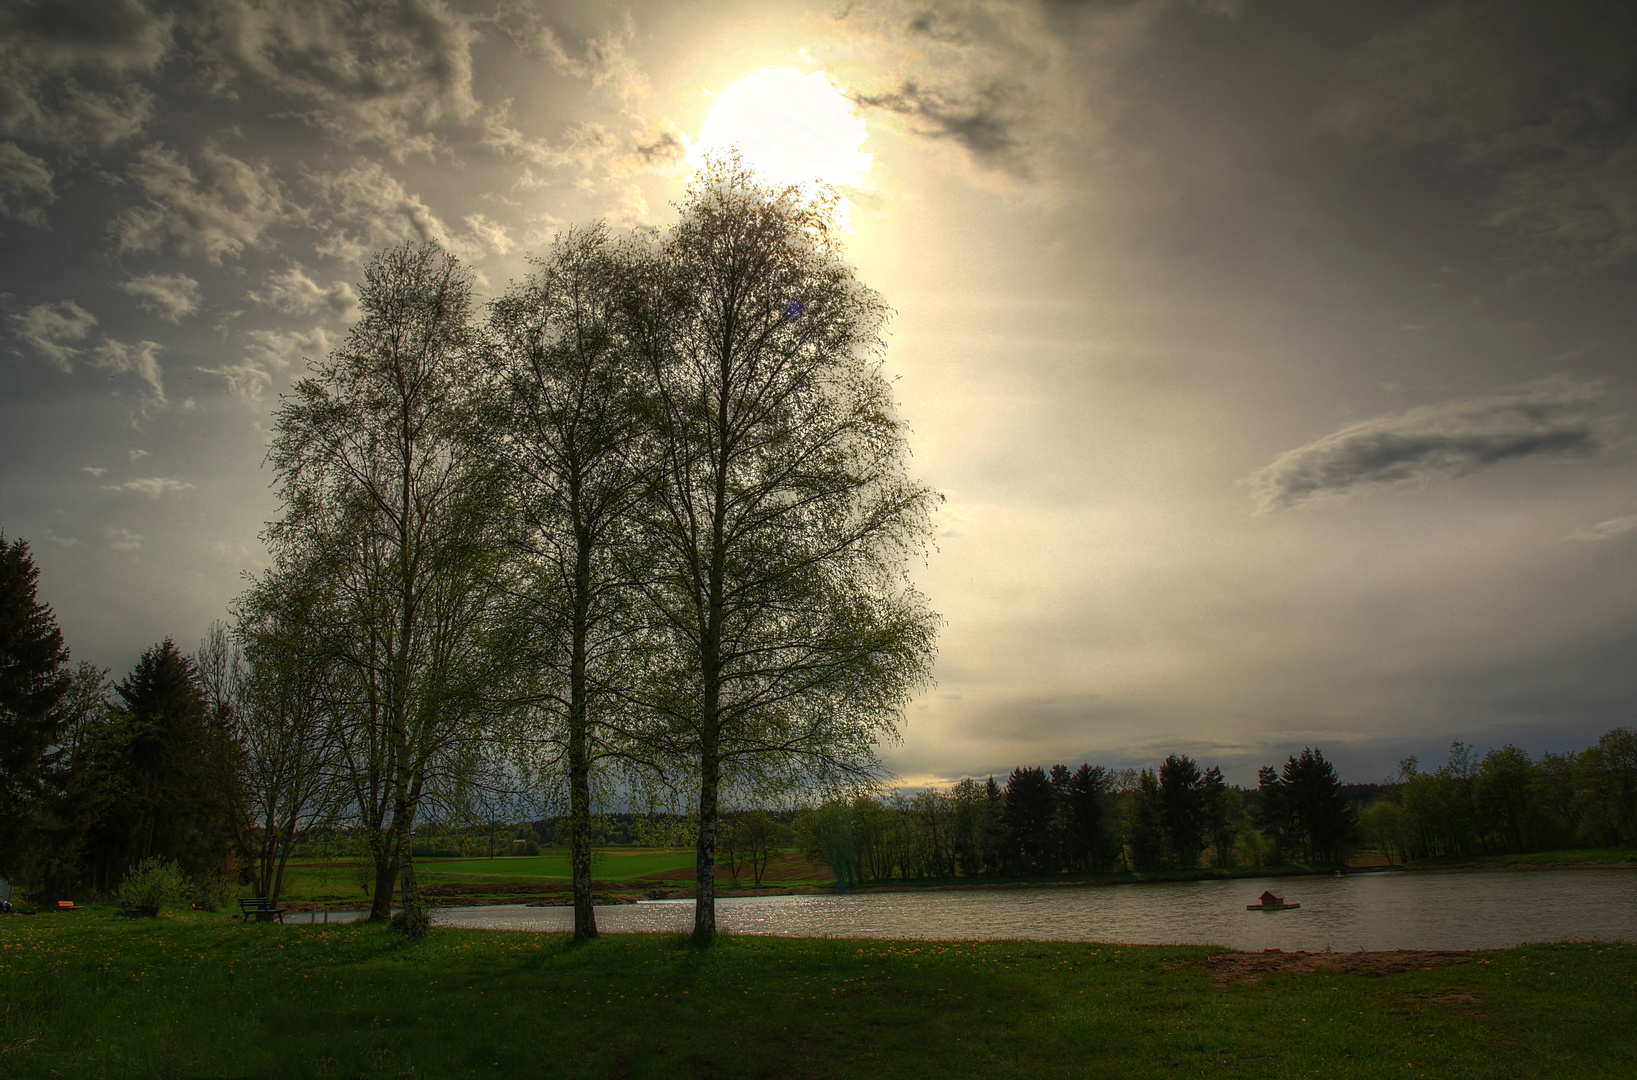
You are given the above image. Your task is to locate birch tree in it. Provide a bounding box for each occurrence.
[487,225,652,941]
[632,158,940,944]
[232,565,345,902]
[266,243,498,935]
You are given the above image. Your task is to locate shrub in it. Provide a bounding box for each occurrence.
[190,868,238,912]
[118,858,188,914]
[523,839,540,856]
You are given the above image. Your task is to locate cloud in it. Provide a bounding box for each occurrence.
[10,299,97,368]
[200,325,334,405]
[0,0,173,75]
[102,476,190,497]
[113,143,298,262]
[10,301,166,398]
[819,0,1238,178]
[1565,514,1637,543]
[186,0,478,157]
[195,361,272,406]
[0,0,169,148]
[106,527,143,550]
[310,159,510,263]
[1250,377,1610,513]
[118,272,201,322]
[81,466,107,477]
[1323,0,1637,274]
[493,7,650,106]
[0,141,55,227]
[89,338,165,399]
[855,79,1022,162]
[249,264,358,318]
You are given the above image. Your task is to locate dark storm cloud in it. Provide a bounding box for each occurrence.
[1325,0,1637,274]
[182,0,480,156]
[0,0,167,149]
[1250,378,1610,513]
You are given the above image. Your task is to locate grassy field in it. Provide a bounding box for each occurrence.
[2,910,1633,1078]
[275,849,833,904]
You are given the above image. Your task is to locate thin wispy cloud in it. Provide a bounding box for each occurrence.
[1565,514,1637,543]
[0,141,55,227]
[10,299,97,368]
[248,264,356,318]
[1250,378,1609,513]
[102,476,192,497]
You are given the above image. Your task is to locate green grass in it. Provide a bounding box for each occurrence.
[1406,849,1637,869]
[273,849,709,902]
[2,911,1634,1078]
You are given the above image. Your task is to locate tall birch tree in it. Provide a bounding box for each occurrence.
[632,159,940,944]
[487,225,651,941]
[266,243,497,935]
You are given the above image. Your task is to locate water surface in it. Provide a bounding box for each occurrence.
[414,868,1637,950]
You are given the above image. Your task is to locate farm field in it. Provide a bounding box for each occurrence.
[2,911,1633,1078]
[274,849,833,904]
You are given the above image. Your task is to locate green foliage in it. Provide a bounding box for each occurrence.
[795,801,859,887]
[189,868,238,912]
[117,857,187,913]
[1376,732,1637,862]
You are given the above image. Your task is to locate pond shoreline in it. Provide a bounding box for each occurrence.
[283,857,1636,911]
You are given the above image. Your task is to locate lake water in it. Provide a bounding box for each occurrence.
[299,869,1637,950]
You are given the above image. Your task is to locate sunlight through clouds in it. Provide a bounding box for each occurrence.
[688,68,871,210]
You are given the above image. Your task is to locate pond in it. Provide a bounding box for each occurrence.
[298,868,1637,950]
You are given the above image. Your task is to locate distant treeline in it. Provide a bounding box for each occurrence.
[1358,735,1637,862]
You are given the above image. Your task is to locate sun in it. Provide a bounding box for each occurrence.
[689,68,872,193]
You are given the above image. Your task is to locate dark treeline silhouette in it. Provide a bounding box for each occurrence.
[792,748,1358,886]
[1,537,246,906]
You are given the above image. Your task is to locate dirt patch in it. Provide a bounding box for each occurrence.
[1181,949,1473,986]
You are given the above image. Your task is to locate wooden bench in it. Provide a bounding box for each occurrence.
[238,897,287,923]
[55,900,80,911]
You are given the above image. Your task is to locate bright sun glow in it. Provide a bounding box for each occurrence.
[689,68,872,192]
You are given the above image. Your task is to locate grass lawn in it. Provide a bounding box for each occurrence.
[2,910,1633,1078]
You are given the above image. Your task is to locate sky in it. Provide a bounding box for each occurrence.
[3,0,1635,789]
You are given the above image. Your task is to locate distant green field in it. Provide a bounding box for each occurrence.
[273,849,701,902]
[413,850,698,882]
